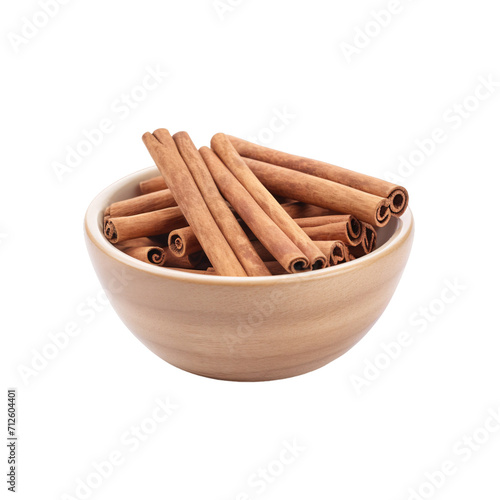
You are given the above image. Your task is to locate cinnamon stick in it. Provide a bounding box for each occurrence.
[115,237,160,248]
[293,215,362,242]
[139,176,168,194]
[113,237,201,268]
[281,202,335,219]
[104,206,187,243]
[364,223,377,253]
[168,226,203,258]
[106,189,176,217]
[350,223,377,258]
[162,249,208,269]
[228,136,409,216]
[300,223,363,246]
[244,157,391,228]
[349,244,368,259]
[173,132,270,277]
[211,133,327,270]
[252,238,347,267]
[199,147,310,273]
[312,240,348,266]
[250,239,275,262]
[116,244,167,266]
[142,129,247,277]
[263,261,288,275]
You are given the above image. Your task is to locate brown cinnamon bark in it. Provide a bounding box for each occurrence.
[173,132,270,277]
[228,136,408,216]
[244,157,391,227]
[162,249,207,269]
[281,202,335,219]
[364,223,377,253]
[139,176,167,194]
[211,133,327,270]
[113,238,194,267]
[104,206,187,243]
[106,189,176,217]
[350,223,377,258]
[250,239,275,262]
[349,244,367,259]
[254,236,346,267]
[115,237,159,248]
[116,244,167,266]
[300,223,363,246]
[311,240,348,266]
[263,261,288,275]
[142,129,247,277]
[199,147,310,273]
[294,215,362,242]
[168,226,203,258]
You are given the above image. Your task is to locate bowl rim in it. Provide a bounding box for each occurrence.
[85,166,414,287]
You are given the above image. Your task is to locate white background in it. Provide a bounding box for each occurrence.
[2,0,500,499]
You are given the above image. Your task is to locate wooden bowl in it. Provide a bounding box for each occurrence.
[85,167,414,381]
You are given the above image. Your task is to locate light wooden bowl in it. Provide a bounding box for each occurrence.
[85,167,414,381]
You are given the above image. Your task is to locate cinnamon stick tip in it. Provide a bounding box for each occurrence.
[142,131,155,146]
[210,132,229,148]
[198,146,215,160]
[348,216,362,239]
[104,221,118,244]
[152,128,171,143]
[172,131,189,141]
[147,248,166,266]
[375,200,392,227]
[168,232,185,257]
[390,187,409,216]
[290,258,310,273]
[312,255,328,270]
[331,242,347,265]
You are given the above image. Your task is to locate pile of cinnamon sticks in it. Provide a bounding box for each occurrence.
[103,130,409,277]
